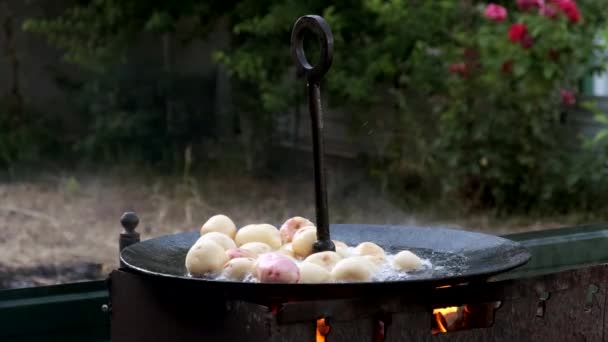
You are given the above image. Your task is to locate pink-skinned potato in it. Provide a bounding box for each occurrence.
[254,253,300,283]
[279,216,314,243]
[225,248,257,260]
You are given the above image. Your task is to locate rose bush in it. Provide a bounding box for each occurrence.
[436,0,607,212]
[180,0,608,213]
[22,0,608,214]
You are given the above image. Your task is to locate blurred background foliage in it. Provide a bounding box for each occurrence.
[2,0,607,215]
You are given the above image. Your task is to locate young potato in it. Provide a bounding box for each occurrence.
[392,250,423,272]
[279,216,315,243]
[298,262,332,283]
[199,232,237,251]
[222,257,256,281]
[304,251,342,271]
[334,240,354,258]
[363,254,387,267]
[254,253,300,283]
[355,242,385,257]
[331,257,375,282]
[239,242,272,256]
[185,240,229,276]
[200,214,237,238]
[292,227,317,258]
[333,240,348,249]
[277,242,296,258]
[225,248,257,260]
[235,224,282,249]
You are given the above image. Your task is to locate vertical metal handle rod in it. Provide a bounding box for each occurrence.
[291,15,335,252]
[308,81,332,252]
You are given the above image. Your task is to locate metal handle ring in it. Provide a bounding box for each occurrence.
[291,15,334,83]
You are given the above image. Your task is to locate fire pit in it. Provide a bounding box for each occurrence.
[107,15,542,342]
[108,248,606,341]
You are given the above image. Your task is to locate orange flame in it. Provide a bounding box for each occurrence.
[316,318,331,342]
[433,307,458,334]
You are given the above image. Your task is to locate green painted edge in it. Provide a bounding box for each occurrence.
[0,280,107,301]
[0,280,110,339]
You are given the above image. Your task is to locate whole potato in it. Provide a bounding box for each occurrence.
[225,248,257,260]
[222,257,255,281]
[392,250,423,272]
[333,240,348,249]
[279,216,314,243]
[333,240,353,258]
[239,242,272,255]
[304,251,342,271]
[277,242,296,258]
[185,240,228,276]
[331,257,375,282]
[298,262,332,283]
[254,253,300,283]
[355,242,385,257]
[200,214,237,238]
[292,227,317,258]
[199,232,237,251]
[363,254,387,267]
[235,224,281,249]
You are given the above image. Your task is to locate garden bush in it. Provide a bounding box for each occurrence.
[17,0,608,213]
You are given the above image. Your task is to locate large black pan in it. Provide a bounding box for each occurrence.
[120,224,530,300]
[121,16,530,300]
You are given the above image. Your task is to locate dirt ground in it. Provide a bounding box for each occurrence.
[0,168,584,288]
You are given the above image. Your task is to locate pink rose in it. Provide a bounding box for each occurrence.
[560,89,576,106]
[517,0,544,11]
[540,3,559,18]
[508,23,534,49]
[554,0,581,23]
[449,62,468,77]
[508,23,528,43]
[521,35,534,49]
[484,4,508,22]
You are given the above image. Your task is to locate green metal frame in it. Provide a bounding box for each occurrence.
[1,223,608,341]
[502,223,608,279]
[0,281,110,341]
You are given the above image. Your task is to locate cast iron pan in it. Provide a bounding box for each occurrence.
[120,224,531,300]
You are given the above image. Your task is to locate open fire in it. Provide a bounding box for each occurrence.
[433,306,460,334]
[316,318,331,342]
[432,302,500,335]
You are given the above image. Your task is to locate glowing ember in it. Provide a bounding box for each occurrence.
[316,318,331,342]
